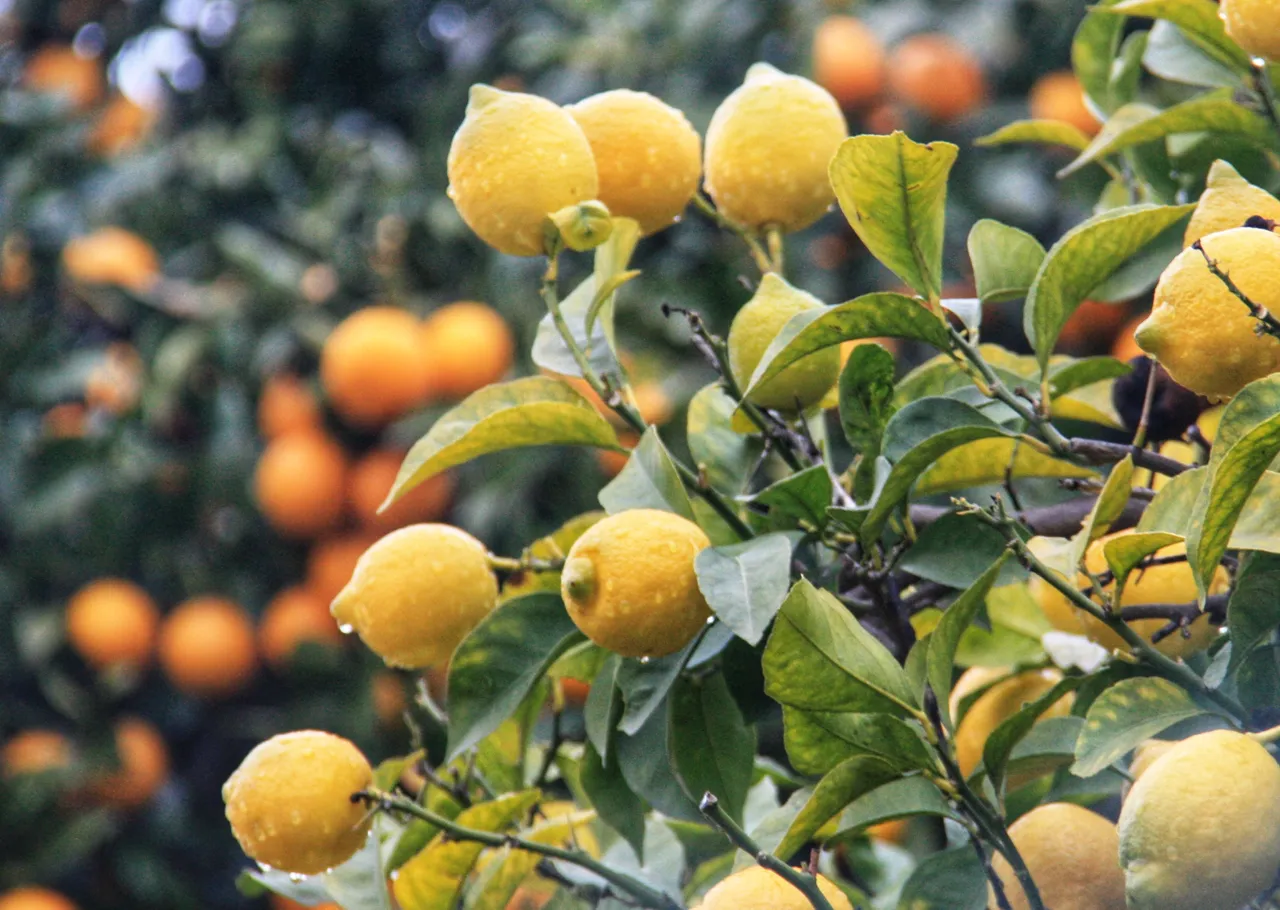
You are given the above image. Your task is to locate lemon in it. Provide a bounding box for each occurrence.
[560,509,711,658]
[332,523,498,669]
[1184,160,1280,247]
[447,85,598,257]
[568,90,702,235]
[951,666,1072,780]
[728,273,839,412]
[1127,739,1175,784]
[1135,226,1280,400]
[1028,530,1227,659]
[1119,730,1280,910]
[988,802,1126,910]
[704,63,847,232]
[699,865,854,910]
[1221,0,1280,61]
[223,730,373,874]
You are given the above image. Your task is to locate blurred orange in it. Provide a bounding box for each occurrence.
[868,818,909,845]
[1,730,74,778]
[0,887,79,910]
[43,402,88,439]
[560,677,591,707]
[813,16,885,109]
[1112,312,1149,362]
[2,234,32,294]
[1057,300,1130,352]
[1029,71,1101,137]
[596,431,637,478]
[269,898,339,910]
[257,374,321,439]
[506,883,556,910]
[347,449,454,533]
[628,381,673,426]
[258,586,343,669]
[85,343,144,415]
[88,95,156,156]
[62,228,160,293]
[863,101,906,135]
[254,431,348,538]
[421,301,516,402]
[65,578,160,675]
[87,717,169,809]
[888,34,986,122]
[840,338,899,366]
[306,533,377,606]
[24,45,103,110]
[372,671,408,728]
[320,307,431,427]
[158,596,258,698]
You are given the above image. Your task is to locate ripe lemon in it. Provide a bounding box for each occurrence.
[65,578,159,675]
[447,85,599,257]
[1135,226,1280,400]
[560,509,711,658]
[223,730,373,875]
[1127,739,1175,784]
[0,888,79,910]
[704,63,847,232]
[728,273,839,412]
[700,865,853,910]
[258,586,343,669]
[988,802,1126,910]
[1184,160,1280,247]
[887,34,987,122]
[951,666,1072,780]
[1,730,74,778]
[420,301,516,401]
[158,596,259,698]
[332,523,498,669]
[1028,531,1227,659]
[254,430,348,538]
[1119,730,1280,910]
[88,716,169,809]
[568,90,701,236]
[1221,0,1280,61]
[61,228,160,293]
[813,16,886,110]
[320,307,431,427]
[1028,71,1100,137]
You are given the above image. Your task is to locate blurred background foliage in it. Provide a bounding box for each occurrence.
[0,0,1169,906]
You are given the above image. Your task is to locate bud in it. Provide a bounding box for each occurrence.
[545,200,613,253]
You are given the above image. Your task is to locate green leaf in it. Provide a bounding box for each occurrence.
[896,847,987,910]
[1004,716,1085,783]
[387,377,620,506]
[834,776,961,835]
[1137,466,1204,536]
[1024,203,1195,369]
[584,655,621,761]
[694,533,792,646]
[1109,31,1148,112]
[967,219,1047,304]
[1227,553,1280,674]
[839,342,897,463]
[773,756,902,862]
[466,808,598,910]
[446,593,584,761]
[914,438,1097,496]
[1102,531,1184,603]
[781,707,936,777]
[597,818,686,902]
[927,555,1011,729]
[687,383,758,492]
[1070,677,1207,777]
[899,513,1027,590]
[1072,0,1126,114]
[669,672,756,823]
[975,119,1093,151]
[598,425,695,519]
[1064,454,1134,574]
[763,578,917,715]
[386,783,465,871]
[1101,0,1253,72]
[580,742,646,860]
[981,675,1083,795]
[828,132,958,301]
[748,465,833,529]
[1086,222,1184,303]
[616,637,698,736]
[1144,20,1241,89]
[616,706,701,823]
[1048,357,1132,398]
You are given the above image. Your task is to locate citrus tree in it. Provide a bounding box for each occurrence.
[221,2,1280,910]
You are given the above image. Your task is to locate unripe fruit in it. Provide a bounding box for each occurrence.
[1184,160,1280,248]
[988,803,1126,910]
[700,865,854,910]
[1220,0,1280,62]
[704,63,847,232]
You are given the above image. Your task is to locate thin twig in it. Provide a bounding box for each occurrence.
[692,193,773,274]
[1133,356,1160,449]
[1192,238,1280,341]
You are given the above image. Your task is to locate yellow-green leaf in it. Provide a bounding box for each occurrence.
[465,808,597,910]
[914,437,1096,495]
[975,119,1092,151]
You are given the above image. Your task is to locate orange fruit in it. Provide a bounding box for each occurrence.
[254,431,348,538]
[1112,312,1149,363]
[61,228,160,293]
[1056,300,1131,352]
[2,234,32,294]
[888,34,986,121]
[596,431,637,478]
[88,95,156,156]
[270,898,340,910]
[258,586,343,669]
[813,16,886,109]
[24,45,103,110]
[868,818,909,845]
[42,403,88,439]
[560,677,591,707]
[421,301,515,402]
[347,449,454,533]
[0,888,79,910]
[320,307,431,426]
[864,101,906,135]
[1,730,74,777]
[158,596,258,698]
[87,716,169,809]
[306,533,378,607]
[84,342,144,415]
[1029,70,1101,137]
[65,578,160,675]
[371,671,408,728]
[257,374,321,439]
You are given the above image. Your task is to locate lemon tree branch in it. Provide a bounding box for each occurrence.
[1191,236,1280,341]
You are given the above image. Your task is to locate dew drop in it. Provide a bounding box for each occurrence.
[639,656,651,665]
[338,623,355,635]
[288,873,306,883]
[705,616,715,625]
[256,862,275,873]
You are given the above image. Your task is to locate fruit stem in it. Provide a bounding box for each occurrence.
[1250,723,1280,745]
[697,792,836,910]
[691,192,775,274]
[357,788,684,909]
[765,224,785,274]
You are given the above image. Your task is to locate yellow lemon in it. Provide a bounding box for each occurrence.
[568,90,702,235]
[704,63,847,232]
[1135,226,1280,400]
[1221,0,1280,61]
[223,731,373,875]
[1028,530,1227,659]
[560,509,711,658]
[952,667,1072,779]
[988,802,1126,910]
[332,523,498,669]
[1184,160,1280,247]
[700,865,854,910]
[1127,739,1176,784]
[447,85,599,257]
[728,273,839,412]
[1119,730,1280,910]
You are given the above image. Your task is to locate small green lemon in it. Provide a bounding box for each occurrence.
[700,865,854,910]
[332,523,498,669]
[728,273,839,412]
[1184,160,1280,247]
[1119,730,1280,910]
[223,730,373,875]
[1221,0,1280,61]
[560,509,711,658]
[989,802,1126,910]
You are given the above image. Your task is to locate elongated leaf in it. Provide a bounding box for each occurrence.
[773,756,901,862]
[322,835,393,910]
[1102,0,1253,71]
[829,132,958,301]
[839,342,897,454]
[834,776,960,835]
[1228,554,1280,674]
[899,513,1027,590]
[695,533,792,646]
[1004,716,1085,783]
[598,425,694,519]
[1072,0,1126,114]
[688,383,757,492]
[897,847,987,910]
[1102,531,1184,602]
[975,119,1092,151]
[466,809,597,910]
[1144,20,1241,88]
[1024,203,1195,369]
[1071,677,1206,777]
[616,636,698,736]
[670,672,756,823]
[968,219,1046,304]
[748,465,832,529]
[616,706,700,822]
[580,743,645,859]
[782,708,935,777]
[387,377,620,506]
[914,438,1096,496]
[1064,455,1134,575]
[1048,357,1132,397]
[927,555,1011,730]
[982,675,1083,794]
